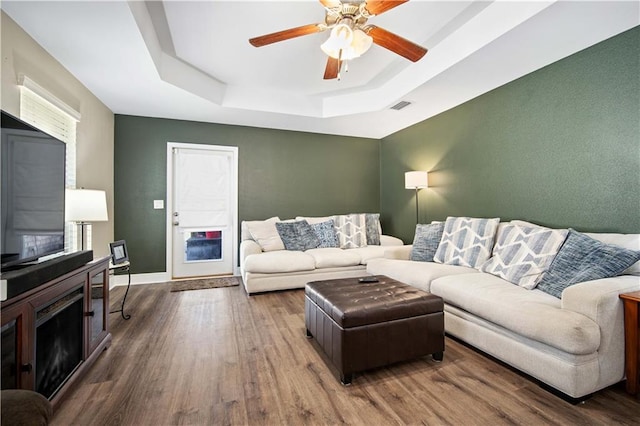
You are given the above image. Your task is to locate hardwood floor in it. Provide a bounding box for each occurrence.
[52,283,640,425]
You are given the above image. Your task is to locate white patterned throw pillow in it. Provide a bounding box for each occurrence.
[480,224,568,289]
[333,214,368,249]
[433,217,500,268]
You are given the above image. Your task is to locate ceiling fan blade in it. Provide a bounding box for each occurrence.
[365,25,427,62]
[324,57,341,80]
[319,0,342,8]
[364,0,409,16]
[249,24,324,47]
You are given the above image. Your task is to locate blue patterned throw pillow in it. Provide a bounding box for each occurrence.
[275,220,320,251]
[410,223,444,262]
[537,229,640,298]
[365,213,381,245]
[433,216,500,268]
[480,224,567,289]
[311,220,339,248]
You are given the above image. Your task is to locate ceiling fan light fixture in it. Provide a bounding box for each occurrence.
[352,29,373,56]
[321,27,372,60]
[323,23,353,50]
[250,0,427,80]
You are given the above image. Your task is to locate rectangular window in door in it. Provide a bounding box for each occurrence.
[182,228,224,263]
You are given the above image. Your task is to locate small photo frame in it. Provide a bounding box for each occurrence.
[109,240,129,265]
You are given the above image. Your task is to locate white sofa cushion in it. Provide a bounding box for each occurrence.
[366,258,477,292]
[245,217,284,252]
[243,251,315,273]
[430,273,600,355]
[305,248,361,269]
[242,216,279,241]
[350,246,390,265]
[380,235,404,246]
[296,215,334,224]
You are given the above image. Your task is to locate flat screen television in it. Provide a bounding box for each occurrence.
[1,111,66,270]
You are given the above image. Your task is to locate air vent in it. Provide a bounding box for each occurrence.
[390,101,411,111]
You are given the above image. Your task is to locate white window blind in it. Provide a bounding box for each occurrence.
[19,78,81,252]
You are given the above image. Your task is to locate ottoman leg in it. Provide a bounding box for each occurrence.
[432,351,444,362]
[340,373,353,386]
[306,328,312,338]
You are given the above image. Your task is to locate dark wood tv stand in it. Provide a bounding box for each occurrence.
[1,255,111,409]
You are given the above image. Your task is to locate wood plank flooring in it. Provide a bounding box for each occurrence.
[52,283,640,425]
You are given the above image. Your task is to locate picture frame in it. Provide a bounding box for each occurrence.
[109,240,129,265]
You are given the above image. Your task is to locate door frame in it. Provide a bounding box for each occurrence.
[166,142,239,278]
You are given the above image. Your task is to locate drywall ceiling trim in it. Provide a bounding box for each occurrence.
[129,0,556,119]
[128,1,226,105]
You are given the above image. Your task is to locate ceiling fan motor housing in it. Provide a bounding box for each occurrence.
[325,1,369,28]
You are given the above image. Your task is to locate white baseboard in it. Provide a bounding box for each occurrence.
[109,268,241,289]
[109,272,170,289]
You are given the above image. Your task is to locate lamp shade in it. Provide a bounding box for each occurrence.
[405,171,428,189]
[65,189,108,222]
[321,28,372,60]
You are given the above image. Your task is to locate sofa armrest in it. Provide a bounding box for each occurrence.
[380,235,404,246]
[383,245,412,260]
[561,275,640,321]
[561,275,640,383]
[240,239,262,264]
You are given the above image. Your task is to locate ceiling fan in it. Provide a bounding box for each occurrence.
[249,0,428,80]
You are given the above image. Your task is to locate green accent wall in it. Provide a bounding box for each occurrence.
[115,27,639,273]
[114,117,379,273]
[380,26,640,243]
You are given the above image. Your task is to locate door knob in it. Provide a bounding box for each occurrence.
[173,221,179,226]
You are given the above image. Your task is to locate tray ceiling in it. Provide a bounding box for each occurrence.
[2,1,638,138]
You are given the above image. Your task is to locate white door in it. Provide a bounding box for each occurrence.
[168,143,237,279]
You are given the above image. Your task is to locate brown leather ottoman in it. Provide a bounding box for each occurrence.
[305,275,444,384]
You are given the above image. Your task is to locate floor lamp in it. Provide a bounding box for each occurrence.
[405,171,428,223]
[65,189,109,251]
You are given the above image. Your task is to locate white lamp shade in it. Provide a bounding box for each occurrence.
[65,189,108,222]
[321,28,372,60]
[405,171,429,189]
[351,29,373,56]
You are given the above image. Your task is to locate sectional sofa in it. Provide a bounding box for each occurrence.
[240,214,403,294]
[367,217,640,400]
[239,214,640,400]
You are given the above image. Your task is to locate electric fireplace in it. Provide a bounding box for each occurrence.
[1,320,18,389]
[1,256,111,406]
[35,287,84,399]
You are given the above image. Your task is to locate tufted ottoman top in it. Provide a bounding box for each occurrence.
[305,276,443,329]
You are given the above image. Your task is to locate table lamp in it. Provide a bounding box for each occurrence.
[65,188,108,251]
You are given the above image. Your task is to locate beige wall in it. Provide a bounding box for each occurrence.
[1,11,114,259]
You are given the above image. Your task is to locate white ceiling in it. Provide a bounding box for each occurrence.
[2,1,638,139]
